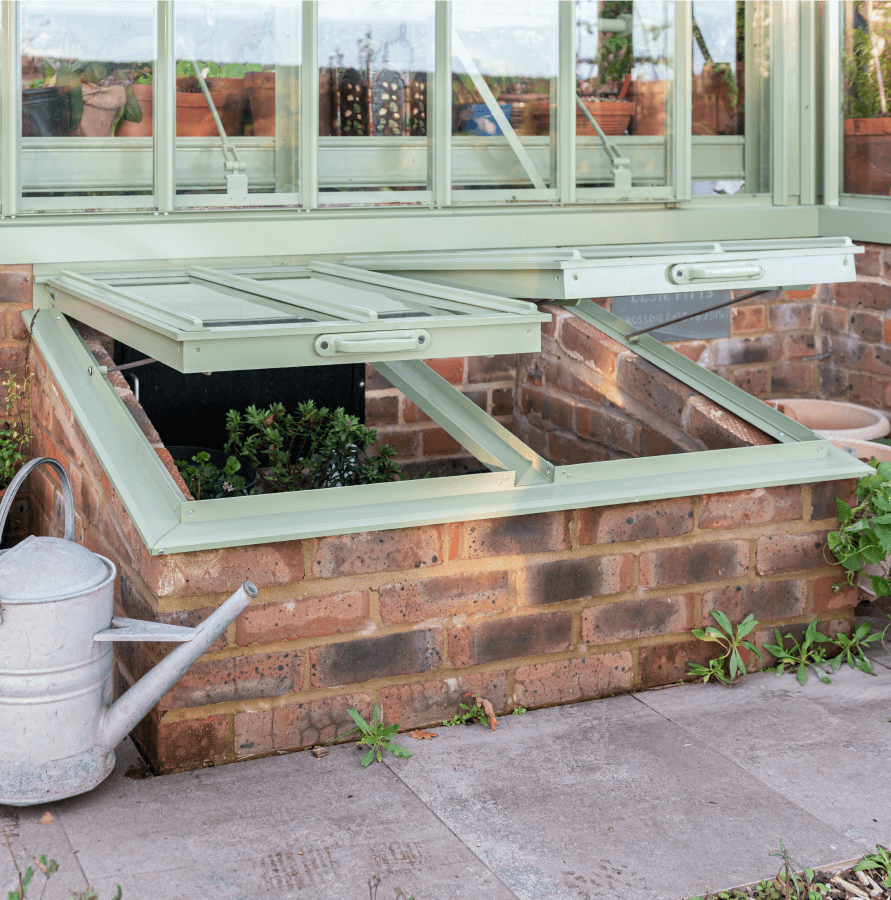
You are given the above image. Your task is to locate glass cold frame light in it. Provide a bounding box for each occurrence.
[575,1,674,192]
[318,1,435,203]
[843,0,891,195]
[19,0,156,208]
[174,1,301,204]
[450,0,559,199]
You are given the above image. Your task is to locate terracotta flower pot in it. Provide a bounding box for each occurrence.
[175,77,237,137]
[843,117,891,194]
[576,98,634,136]
[245,71,275,136]
[771,398,890,441]
[115,82,152,137]
[206,77,246,136]
[73,84,126,137]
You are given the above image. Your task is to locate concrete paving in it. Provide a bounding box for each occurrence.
[2,638,890,900]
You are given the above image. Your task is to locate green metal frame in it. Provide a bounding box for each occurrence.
[28,297,870,555]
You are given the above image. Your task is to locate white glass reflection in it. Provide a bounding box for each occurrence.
[175,2,301,202]
[451,1,559,196]
[576,1,674,191]
[318,1,435,201]
[20,1,155,205]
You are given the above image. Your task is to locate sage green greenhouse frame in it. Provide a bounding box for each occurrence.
[1,1,886,552]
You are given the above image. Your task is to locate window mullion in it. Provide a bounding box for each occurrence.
[156,0,174,213]
[557,0,575,205]
[823,0,840,206]
[800,0,817,206]
[675,1,692,202]
[433,0,450,208]
[1,1,20,218]
[772,1,790,206]
[299,0,317,210]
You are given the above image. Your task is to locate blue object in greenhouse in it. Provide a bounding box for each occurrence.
[458,103,511,136]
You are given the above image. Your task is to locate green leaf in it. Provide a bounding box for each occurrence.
[797,663,808,686]
[710,609,733,635]
[384,743,413,759]
[836,498,853,523]
[347,708,371,734]
[360,748,374,768]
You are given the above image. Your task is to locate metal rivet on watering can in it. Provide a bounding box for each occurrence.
[0,457,257,806]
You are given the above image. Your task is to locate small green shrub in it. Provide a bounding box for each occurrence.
[225,400,402,493]
[173,450,251,501]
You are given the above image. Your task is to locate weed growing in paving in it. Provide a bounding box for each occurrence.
[854,843,891,889]
[687,611,762,685]
[763,619,834,685]
[442,693,497,730]
[327,706,412,769]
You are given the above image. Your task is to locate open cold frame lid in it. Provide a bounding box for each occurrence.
[344,237,862,301]
[43,262,550,373]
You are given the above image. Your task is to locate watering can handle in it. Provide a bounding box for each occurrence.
[0,457,75,544]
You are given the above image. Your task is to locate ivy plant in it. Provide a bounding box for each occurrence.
[0,372,30,490]
[826,459,891,597]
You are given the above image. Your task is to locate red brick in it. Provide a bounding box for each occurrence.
[770,364,813,394]
[618,357,698,428]
[639,541,749,588]
[159,649,303,709]
[711,336,782,367]
[467,354,515,383]
[732,368,770,397]
[272,692,374,750]
[545,357,608,403]
[463,512,571,558]
[820,305,848,335]
[832,281,891,311]
[379,571,509,624]
[425,357,464,385]
[855,247,882,277]
[561,318,624,377]
[152,605,227,655]
[731,305,766,333]
[522,388,574,431]
[422,427,462,456]
[141,542,304,598]
[686,400,774,449]
[863,344,891,376]
[235,590,370,644]
[373,428,420,460]
[313,526,441,577]
[819,366,884,406]
[583,594,694,644]
[400,397,430,424]
[701,580,807,625]
[811,479,856,520]
[847,310,885,343]
[785,288,817,300]
[812,574,859,614]
[576,405,641,454]
[642,427,684,456]
[514,653,632,706]
[365,394,399,425]
[448,611,571,666]
[309,629,443,687]
[381,672,507,729]
[234,707,274,757]
[638,639,718,689]
[581,498,694,544]
[666,341,709,364]
[756,531,831,575]
[153,714,229,772]
[768,304,814,331]
[548,431,610,465]
[885,316,891,345]
[491,387,513,417]
[0,266,33,306]
[525,555,632,606]
[700,486,802,529]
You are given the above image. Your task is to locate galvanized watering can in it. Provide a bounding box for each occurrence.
[0,458,257,806]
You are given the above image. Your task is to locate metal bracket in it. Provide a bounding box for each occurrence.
[94,617,196,642]
[576,96,631,191]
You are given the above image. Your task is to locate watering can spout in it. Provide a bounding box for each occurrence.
[97,581,257,751]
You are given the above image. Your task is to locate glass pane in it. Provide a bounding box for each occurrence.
[318,1,435,203]
[175,2,301,203]
[451,1,559,198]
[843,0,891,195]
[20,1,155,206]
[691,0,771,196]
[576,1,675,191]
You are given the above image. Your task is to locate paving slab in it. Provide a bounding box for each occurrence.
[35,738,517,900]
[382,693,863,900]
[638,666,891,853]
